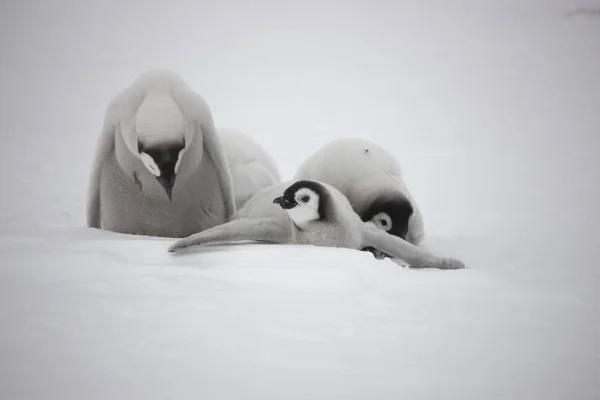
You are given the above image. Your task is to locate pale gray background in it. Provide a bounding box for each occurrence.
[1,0,599,398]
[1,0,599,237]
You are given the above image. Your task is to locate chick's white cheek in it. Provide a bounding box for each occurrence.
[174,149,185,174]
[140,152,161,176]
[307,197,319,211]
[371,212,392,232]
[295,189,318,209]
[286,188,320,225]
[286,206,320,226]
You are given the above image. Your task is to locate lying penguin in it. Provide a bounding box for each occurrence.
[219,129,281,210]
[168,180,465,270]
[294,137,425,245]
[86,70,235,238]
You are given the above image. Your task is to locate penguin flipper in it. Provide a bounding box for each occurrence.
[199,121,237,219]
[86,120,116,228]
[168,217,290,253]
[171,87,236,220]
[360,223,465,269]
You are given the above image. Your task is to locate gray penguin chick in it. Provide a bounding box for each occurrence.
[219,129,281,209]
[168,180,465,270]
[86,70,235,237]
[294,137,425,246]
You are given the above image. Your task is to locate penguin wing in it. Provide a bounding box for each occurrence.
[86,120,116,228]
[168,217,291,253]
[171,87,237,219]
[198,122,236,219]
[360,223,465,269]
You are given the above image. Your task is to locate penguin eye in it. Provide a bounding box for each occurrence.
[300,195,310,203]
[380,219,388,227]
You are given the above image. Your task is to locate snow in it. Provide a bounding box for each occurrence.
[1,0,599,398]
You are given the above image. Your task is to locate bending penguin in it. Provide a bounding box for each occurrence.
[86,70,235,238]
[294,137,425,245]
[219,129,281,209]
[168,180,465,270]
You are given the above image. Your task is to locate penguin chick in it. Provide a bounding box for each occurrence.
[294,137,425,245]
[86,69,235,237]
[219,129,281,209]
[168,180,465,270]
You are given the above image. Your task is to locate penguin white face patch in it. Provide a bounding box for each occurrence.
[371,212,392,232]
[287,188,320,226]
[140,152,161,177]
[174,148,185,174]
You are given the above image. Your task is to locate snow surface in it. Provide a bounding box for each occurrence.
[1,1,600,399]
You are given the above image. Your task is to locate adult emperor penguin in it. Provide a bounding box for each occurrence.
[294,137,425,245]
[86,70,236,238]
[219,129,281,209]
[168,180,464,269]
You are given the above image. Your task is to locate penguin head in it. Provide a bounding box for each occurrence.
[137,138,185,200]
[132,92,188,201]
[361,193,413,240]
[370,212,393,232]
[273,180,328,227]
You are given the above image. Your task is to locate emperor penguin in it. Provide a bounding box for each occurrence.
[294,137,425,245]
[86,70,236,238]
[168,180,465,270]
[219,129,281,209]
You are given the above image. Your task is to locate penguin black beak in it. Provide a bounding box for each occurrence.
[273,196,296,209]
